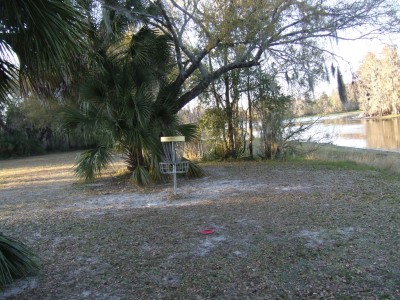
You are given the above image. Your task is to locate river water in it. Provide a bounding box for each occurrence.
[297,112,400,153]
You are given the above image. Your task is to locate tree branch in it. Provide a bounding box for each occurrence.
[155,0,186,78]
[168,0,212,38]
[177,58,260,110]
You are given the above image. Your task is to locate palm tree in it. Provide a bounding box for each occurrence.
[62,26,199,185]
[0,0,87,289]
[0,0,87,130]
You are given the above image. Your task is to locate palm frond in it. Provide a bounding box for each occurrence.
[131,84,155,128]
[0,47,19,105]
[2,0,88,74]
[0,0,89,99]
[131,165,152,186]
[152,33,175,73]
[152,101,179,129]
[185,160,205,178]
[111,27,175,86]
[74,146,114,181]
[176,123,200,142]
[61,108,90,131]
[148,155,167,183]
[79,78,109,106]
[0,233,40,290]
[61,107,114,144]
[136,125,161,157]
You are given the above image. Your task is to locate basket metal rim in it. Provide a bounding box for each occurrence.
[160,136,185,142]
[159,161,189,174]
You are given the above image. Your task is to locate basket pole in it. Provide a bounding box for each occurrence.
[173,164,177,195]
[160,136,187,195]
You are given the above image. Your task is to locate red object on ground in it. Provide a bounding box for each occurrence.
[200,229,215,235]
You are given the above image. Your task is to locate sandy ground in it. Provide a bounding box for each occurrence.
[1,152,399,299]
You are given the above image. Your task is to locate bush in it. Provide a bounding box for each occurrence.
[0,131,44,158]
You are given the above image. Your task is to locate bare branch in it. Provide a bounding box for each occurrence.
[169,0,212,38]
[155,0,185,77]
[177,58,260,110]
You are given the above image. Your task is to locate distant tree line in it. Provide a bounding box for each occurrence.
[356,46,400,117]
[307,45,400,117]
[0,96,91,158]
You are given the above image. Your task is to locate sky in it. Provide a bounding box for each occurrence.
[316,33,400,95]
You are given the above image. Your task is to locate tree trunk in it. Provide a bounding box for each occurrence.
[224,75,235,158]
[247,75,254,159]
[126,146,146,172]
[232,70,241,155]
[209,55,228,153]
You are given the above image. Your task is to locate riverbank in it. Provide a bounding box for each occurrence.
[302,110,400,121]
[298,142,400,174]
[364,113,400,120]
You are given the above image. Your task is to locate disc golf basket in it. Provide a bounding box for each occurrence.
[159,136,189,195]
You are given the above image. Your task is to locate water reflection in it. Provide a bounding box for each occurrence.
[299,113,400,152]
[364,118,400,151]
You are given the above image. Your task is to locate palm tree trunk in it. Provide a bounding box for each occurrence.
[126,146,146,172]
